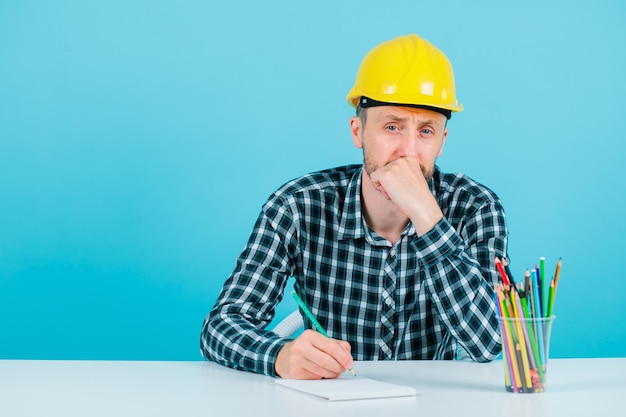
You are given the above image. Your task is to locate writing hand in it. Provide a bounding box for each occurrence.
[275,330,354,380]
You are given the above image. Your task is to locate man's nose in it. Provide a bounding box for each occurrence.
[399,133,419,157]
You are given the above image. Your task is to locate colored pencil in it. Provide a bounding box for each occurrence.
[495,257,511,286]
[540,257,547,317]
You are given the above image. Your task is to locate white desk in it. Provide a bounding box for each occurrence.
[1,358,624,417]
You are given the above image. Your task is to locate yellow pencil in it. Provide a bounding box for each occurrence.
[499,289,523,392]
[510,290,533,391]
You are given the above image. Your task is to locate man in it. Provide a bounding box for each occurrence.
[200,34,508,379]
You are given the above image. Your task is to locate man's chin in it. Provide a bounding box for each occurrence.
[421,166,434,182]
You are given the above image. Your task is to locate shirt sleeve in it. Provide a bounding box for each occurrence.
[411,198,508,362]
[200,194,298,376]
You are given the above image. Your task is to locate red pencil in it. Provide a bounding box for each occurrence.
[495,257,511,286]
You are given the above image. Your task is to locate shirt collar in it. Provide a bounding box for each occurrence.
[337,167,366,241]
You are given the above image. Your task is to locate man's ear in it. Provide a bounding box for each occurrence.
[437,128,448,157]
[350,116,363,149]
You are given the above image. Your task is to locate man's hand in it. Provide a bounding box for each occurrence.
[369,157,443,235]
[275,330,354,379]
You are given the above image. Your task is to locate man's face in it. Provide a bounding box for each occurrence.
[351,106,448,181]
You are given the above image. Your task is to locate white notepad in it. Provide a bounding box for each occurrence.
[275,374,417,401]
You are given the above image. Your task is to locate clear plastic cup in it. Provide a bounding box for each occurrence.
[497,315,555,393]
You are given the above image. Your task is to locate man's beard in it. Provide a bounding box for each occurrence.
[363,150,434,182]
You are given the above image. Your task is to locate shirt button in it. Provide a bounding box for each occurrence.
[385,297,392,306]
[381,345,389,353]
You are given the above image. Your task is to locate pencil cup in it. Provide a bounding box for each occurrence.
[497,315,555,393]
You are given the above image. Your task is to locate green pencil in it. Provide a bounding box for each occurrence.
[290,290,356,376]
[291,290,328,336]
[546,281,556,317]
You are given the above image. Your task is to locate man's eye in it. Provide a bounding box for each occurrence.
[386,125,399,132]
[421,128,433,135]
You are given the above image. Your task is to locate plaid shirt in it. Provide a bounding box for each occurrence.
[201,164,507,376]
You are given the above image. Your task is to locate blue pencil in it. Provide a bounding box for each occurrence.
[530,270,546,368]
[539,257,550,317]
[535,265,543,317]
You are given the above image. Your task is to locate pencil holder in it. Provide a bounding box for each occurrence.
[497,315,555,393]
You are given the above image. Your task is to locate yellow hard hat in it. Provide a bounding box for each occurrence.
[346,34,463,116]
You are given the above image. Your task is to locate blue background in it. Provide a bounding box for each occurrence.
[1,0,625,361]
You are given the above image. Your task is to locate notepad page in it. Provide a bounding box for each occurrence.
[275,375,417,401]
